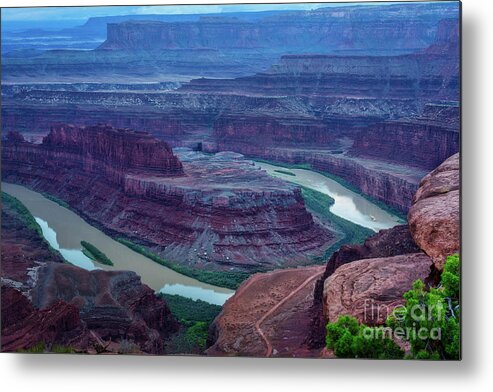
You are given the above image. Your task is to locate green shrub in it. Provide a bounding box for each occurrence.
[327,255,461,360]
[158,293,222,326]
[17,341,46,353]
[41,192,70,209]
[387,254,461,360]
[80,240,114,266]
[326,315,404,359]
[17,342,75,354]
[2,192,43,237]
[52,345,76,354]
[2,192,62,259]
[159,294,222,354]
[185,322,209,351]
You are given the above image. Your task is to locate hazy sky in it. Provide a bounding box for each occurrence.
[2,3,339,22]
[2,2,457,25]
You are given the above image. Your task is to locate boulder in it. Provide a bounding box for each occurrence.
[323,253,433,325]
[408,153,460,269]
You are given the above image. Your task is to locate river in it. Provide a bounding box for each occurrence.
[2,165,400,305]
[254,161,403,232]
[2,182,234,306]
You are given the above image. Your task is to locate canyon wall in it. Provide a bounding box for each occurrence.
[98,3,457,53]
[203,143,425,213]
[1,6,459,215]
[3,3,458,81]
[350,116,459,171]
[2,126,334,272]
[185,51,458,101]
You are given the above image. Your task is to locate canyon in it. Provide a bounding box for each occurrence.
[1,1,460,357]
[1,192,178,353]
[1,12,459,213]
[206,153,459,357]
[2,3,458,79]
[1,125,335,272]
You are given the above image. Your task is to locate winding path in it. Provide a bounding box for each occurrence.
[255,270,324,357]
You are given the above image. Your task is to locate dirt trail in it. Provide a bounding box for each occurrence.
[255,270,323,357]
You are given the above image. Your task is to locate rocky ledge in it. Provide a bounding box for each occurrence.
[206,266,325,357]
[2,125,335,271]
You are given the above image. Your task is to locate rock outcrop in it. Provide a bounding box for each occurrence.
[204,144,426,213]
[408,153,460,269]
[3,3,458,82]
[1,286,89,352]
[2,126,334,271]
[322,253,433,325]
[206,266,325,357]
[1,189,178,354]
[307,224,421,346]
[98,3,456,53]
[30,264,178,353]
[350,118,459,171]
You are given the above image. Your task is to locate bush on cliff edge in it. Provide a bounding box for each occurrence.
[326,315,404,359]
[387,254,460,360]
[326,254,461,360]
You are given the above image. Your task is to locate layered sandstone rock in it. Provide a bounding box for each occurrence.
[308,224,421,346]
[213,114,335,146]
[322,253,433,325]
[1,286,89,352]
[1,15,459,217]
[204,144,426,213]
[3,3,458,82]
[2,126,334,271]
[98,3,456,53]
[30,264,178,353]
[408,153,460,269]
[350,116,459,171]
[187,50,458,101]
